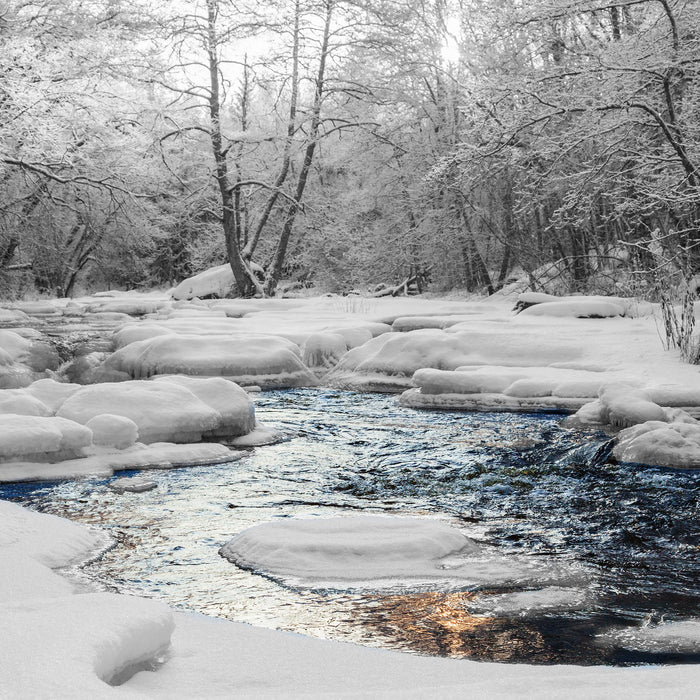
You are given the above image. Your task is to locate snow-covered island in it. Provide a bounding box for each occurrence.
[2,289,700,697]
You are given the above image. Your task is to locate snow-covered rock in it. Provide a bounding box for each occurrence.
[613,421,700,469]
[171,263,236,300]
[152,375,255,438]
[57,380,221,444]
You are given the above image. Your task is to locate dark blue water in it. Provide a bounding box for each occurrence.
[3,389,700,665]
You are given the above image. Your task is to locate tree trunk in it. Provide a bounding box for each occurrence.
[263,0,333,296]
[206,0,259,297]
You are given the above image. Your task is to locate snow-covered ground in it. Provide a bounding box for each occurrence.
[2,288,700,696]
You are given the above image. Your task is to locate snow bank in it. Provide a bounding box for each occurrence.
[220,515,582,591]
[104,334,316,388]
[515,292,650,318]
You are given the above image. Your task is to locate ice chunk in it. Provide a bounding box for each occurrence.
[86,414,139,449]
[104,334,316,388]
[229,421,286,447]
[602,620,700,653]
[468,587,592,617]
[220,515,579,592]
[57,380,221,443]
[109,476,157,493]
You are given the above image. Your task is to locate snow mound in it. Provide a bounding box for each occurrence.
[104,334,316,388]
[171,263,236,300]
[0,391,52,416]
[86,414,139,449]
[220,516,581,591]
[0,414,92,463]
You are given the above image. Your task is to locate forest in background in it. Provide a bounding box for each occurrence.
[0,0,698,301]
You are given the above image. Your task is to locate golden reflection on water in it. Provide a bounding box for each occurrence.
[354,591,557,662]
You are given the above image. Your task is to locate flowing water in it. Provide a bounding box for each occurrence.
[3,389,700,666]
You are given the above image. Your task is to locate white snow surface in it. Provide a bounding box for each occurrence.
[2,501,700,698]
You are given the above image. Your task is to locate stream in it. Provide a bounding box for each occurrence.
[2,388,700,666]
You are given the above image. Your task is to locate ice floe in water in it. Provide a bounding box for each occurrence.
[467,587,593,617]
[601,621,700,653]
[219,515,587,592]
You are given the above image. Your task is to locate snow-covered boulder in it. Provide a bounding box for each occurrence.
[519,299,625,318]
[613,421,700,469]
[0,414,92,463]
[85,414,139,449]
[103,334,316,388]
[171,263,236,301]
[56,378,256,444]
